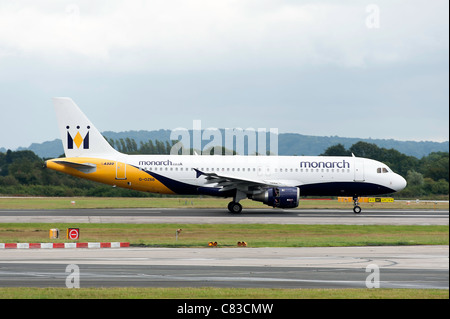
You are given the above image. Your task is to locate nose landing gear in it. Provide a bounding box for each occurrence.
[353,196,362,214]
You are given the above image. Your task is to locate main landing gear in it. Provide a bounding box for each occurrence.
[353,196,362,214]
[228,190,245,214]
[228,201,242,214]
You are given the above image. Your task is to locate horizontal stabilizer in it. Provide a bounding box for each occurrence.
[52,160,97,174]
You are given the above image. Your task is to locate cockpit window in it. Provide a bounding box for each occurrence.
[377,167,389,173]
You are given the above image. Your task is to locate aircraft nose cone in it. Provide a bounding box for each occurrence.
[393,174,407,192]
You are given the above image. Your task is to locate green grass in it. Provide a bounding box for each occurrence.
[0,223,447,247]
[0,196,448,210]
[0,197,447,299]
[0,287,447,299]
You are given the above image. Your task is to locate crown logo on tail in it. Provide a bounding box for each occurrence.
[67,125,90,149]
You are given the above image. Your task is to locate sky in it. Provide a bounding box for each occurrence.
[0,0,448,150]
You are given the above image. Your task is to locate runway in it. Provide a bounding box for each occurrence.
[0,208,448,225]
[0,246,448,289]
[0,208,448,289]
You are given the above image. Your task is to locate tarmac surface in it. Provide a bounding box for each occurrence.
[0,246,448,289]
[0,207,448,225]
[0,208,448,289]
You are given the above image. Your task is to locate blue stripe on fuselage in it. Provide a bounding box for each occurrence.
[299,182,395,197]
[138,166,394,198]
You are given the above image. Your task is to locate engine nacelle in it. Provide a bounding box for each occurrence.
[251,187,300,208]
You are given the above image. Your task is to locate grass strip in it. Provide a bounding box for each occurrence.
[0,223,447,247]
[0,197,448,210]
[0,287,447,299]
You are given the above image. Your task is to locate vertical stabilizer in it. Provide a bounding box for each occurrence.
[53,97,119,157]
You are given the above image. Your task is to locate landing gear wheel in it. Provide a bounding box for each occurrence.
[352,196,362,214]
[228,202,242,214]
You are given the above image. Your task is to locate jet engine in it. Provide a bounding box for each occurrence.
[251,187,300,208]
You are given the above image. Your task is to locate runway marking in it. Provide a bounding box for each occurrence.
[0,245,447,289]
[2,270,440,289]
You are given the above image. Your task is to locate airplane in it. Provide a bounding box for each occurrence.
[44,97,407,214]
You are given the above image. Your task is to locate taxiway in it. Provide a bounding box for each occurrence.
[0,208,448,225]
[0,246,448,289]
[0,208,447,289]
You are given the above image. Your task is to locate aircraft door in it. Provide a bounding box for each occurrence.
[353,158,365,182]
[116,162,127,180]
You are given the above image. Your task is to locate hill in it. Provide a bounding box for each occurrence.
[7,130,449,159]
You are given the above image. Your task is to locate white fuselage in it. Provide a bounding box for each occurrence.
[124,154,406,196]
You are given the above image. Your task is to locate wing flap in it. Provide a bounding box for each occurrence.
[194,168,284,194]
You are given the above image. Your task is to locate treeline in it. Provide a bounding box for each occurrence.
[0,138,176,197]
[0,150,152,197]
[0,140,448,198]
[321,142,449,198]
[108,138,177,155]
[107,137,236,155]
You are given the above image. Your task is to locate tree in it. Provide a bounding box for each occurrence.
[349,142,381,159]
[407,170,424,187]
[420,152,449,182]
[321,144,351,156]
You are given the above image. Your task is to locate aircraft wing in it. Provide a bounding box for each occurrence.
[194,168,290,194]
